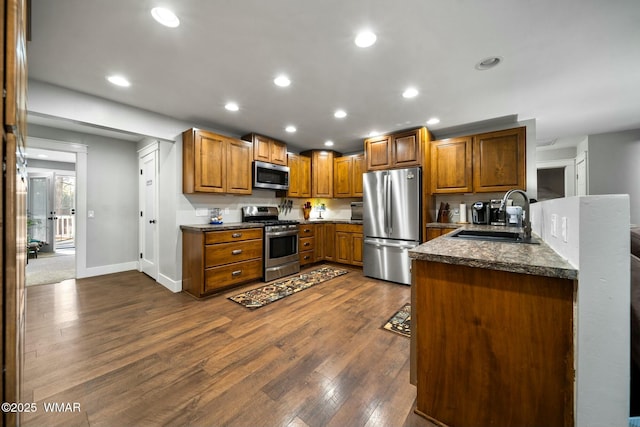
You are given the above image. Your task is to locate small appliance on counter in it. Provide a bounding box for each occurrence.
[472,201,489,224]
[350,202,363,221]
[506,206,523,227]
[489,199,506,226]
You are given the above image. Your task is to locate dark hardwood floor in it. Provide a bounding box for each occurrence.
[22,264,436,427]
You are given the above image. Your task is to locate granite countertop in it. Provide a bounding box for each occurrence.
[409,224,578,280]
[180,222,264,231]
[427,222,470,229]
[300,219,363,225]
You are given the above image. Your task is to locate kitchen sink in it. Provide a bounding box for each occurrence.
[448,229,540,244]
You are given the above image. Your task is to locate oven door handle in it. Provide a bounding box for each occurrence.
[266,229,299,238]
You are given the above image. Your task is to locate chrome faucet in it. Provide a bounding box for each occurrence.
[500,189,531,240]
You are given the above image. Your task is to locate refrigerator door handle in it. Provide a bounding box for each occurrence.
[364,238,417,250]
[387,175,393,235]
[383,173,389,234]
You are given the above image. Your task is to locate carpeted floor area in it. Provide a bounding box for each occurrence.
[26,250,76,286]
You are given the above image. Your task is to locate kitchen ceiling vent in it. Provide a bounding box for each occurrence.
[475,56,502,70]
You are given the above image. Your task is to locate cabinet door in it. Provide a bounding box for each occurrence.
[351,233,363,266]
[352,154,365,197]
[431,137,473,193]
[333,156,353,198]
[195,131,226,193]
[287,153,300,197]
[299,155,311,197]
[335,232,351,264]
[315,223,325,261]
[270,140,287,165]
[392,129,422,168]
[227,138,253,194]
[253,135,271,163]
[312,151,334,197]
[473,127,526,193]
[365,136,392,171]
[324,223,335,261]
[426,227,443,241]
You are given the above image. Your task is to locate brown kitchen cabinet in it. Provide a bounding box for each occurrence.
[299,224,316,266]
[335,224,363,266]
[182,227,263,298]
[302,150,340,198]
[323,223,336,261]
[431,136,473,194]
[426,225,459,241]
[242,133,287,166]
[286,153,311,198]
[429,126,526,194]
[183,128,253,194]
[364,127,430,171]
[473,127,526,192]
[334,154,365,198]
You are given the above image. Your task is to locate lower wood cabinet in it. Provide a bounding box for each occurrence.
[182,227,263,298]
[299,224,316,266]
[426,225,459,241]
[335,224,363,266]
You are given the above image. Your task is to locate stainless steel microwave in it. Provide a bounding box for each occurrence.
[253,161,289,190]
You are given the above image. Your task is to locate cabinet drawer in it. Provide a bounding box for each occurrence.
[299,250,315,266]
[205,228,262,244]
[204,259,262,292]
[299,225,315,237]
[299,236,315,252]
[205,239,262,267]
[335,224,363,233]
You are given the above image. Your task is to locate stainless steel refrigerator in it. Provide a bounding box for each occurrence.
[363,167,421,285]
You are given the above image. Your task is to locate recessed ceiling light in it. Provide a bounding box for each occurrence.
[285,125,296,133]
[368,131,380,137]
[224,102,239,111]
[274,75,291,87]
[355,31,377,48]
[37,154,48,158]
[402,87,419,99]
[426,117,440,125]
[334,109,347,119]
[151,7,180,28]
[475,56,502,70]
[324,140,334,147]
[107,75,131,87]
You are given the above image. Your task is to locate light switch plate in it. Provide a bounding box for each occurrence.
[195,208,209,217]
[551,214,558,237]
[561,217,568,242]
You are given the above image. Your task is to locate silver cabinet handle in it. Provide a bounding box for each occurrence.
[304,255,310,260]
[232,249,242,255]
[232,270,242,276]
[304,242,310,247]
[231,232,242,238]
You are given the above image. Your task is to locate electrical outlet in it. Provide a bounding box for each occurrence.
[561,217,568,242]
[224,208,230,215]
[551,214,558,237]
[195,208,209,217]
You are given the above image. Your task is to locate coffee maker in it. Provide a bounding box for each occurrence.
[489,199,506,226]
[472,201,489,224]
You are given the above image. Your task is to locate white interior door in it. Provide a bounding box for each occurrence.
[28,174,53,251]
[139,146,159,280]
[576,151,588,196]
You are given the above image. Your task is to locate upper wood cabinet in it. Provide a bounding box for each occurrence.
[431,136,473,194]
[473,127,526,193]
[334,154,365,198]
[183,128,253,194]
[301,150,339,198]
[242,133,287,166]
[364,127,430,171]
[286,153,311,198]
[430,126,526,194]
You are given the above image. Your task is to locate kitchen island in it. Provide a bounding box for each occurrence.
[408,225,578,427]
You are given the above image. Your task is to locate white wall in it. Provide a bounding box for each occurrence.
[28,124,139,270]
[587,129,640,227]
[530,195,630,427]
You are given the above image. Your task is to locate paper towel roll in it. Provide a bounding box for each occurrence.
[459,203,467,223]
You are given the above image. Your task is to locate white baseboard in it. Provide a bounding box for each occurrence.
[157,273,182,293]
[77,261,139,279]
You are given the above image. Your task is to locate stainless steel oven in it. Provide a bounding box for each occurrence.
[242,206,300,282]
[264,223,299,281]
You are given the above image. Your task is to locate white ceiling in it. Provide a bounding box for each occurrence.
[27,0,640,153]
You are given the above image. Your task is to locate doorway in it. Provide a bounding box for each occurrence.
[25,147,78,286]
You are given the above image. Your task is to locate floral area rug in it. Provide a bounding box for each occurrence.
[228,266,348,309]
[382,303,411,338]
